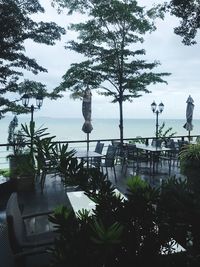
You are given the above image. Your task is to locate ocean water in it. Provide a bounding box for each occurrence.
[1,116,200,143]
[0,116,199,168]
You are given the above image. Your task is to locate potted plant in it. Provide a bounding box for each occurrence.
[7,116,31,191]
[7,117,47,191]
[179,142,200,191]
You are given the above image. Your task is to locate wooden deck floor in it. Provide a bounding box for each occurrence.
[0,160,185,267]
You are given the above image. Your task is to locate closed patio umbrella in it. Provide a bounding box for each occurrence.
[82,86,93,152]
[183,95,194,140]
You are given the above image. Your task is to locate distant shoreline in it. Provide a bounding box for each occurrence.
[1,116,196,121]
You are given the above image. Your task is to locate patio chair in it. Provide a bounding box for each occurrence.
[124,144,149,175]
[159,139,179,175]
[123,144,138,175]
[111,141,126,165]
[151,138,163,147]
[6,192,57,266]
[94,141,104,154]
[92,141,104,168]
[100,145,118,182]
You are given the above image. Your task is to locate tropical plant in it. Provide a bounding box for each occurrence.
[53,0,170,145]
[159,177,200,256]
[34,135,57,177]
[55,144,105,191]
[157,122,177,139]
[49,175,196,266]
[7,115,26,156]
[0,168,10,178]
[179,142,200,191]
[179,143,200,169]
[21,122,51,163]
[0,0,65,117]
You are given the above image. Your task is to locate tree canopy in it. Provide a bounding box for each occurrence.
[0,0,65,118]
[53,0,170,143]
[166,0,200,45]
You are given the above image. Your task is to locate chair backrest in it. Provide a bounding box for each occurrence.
[151,139,163,147]
[111,141,125,157]
[92,142,104,167]
[165,139,175,149]
[111,141,120,147]
[6,193,26,254]
[94,141,104,154]
[105,145,117,167]
[126,144,137,160]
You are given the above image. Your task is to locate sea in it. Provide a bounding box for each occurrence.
[0,116,199,170]
[1,116,200,143]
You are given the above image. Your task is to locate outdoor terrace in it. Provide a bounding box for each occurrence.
[0,135,196,267]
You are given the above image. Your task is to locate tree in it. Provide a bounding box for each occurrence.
[166,0,200,45]
[0,0,65,118]
[53,0,170,144]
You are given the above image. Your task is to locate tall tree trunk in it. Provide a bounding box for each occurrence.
[119,99,123,146]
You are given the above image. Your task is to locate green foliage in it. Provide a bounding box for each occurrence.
[49,174,200,265]
[57,150,107,191]
[179,143,200,192]
[53,143,81,185]
[53,0,170,143]
[0,168,10,177]
[166,0,200,45]
[90,220,123,245]
[50,175,195,266]
[8,153,36,178]
[7,116,26,155]
[0,0,65,116]
[179,143,200,170]
[159,177,200,254]
[157,122,177,138]
[21,121,51,163]
[34,135,57,175]
[21,122,50,142]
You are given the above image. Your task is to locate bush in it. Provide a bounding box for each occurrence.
[48,175,200,267]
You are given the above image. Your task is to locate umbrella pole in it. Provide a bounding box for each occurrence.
[87,133,89,152]
[188,130,191,143]
[87,133,89,169]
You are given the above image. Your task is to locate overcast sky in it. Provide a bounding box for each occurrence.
[23,0,200,120]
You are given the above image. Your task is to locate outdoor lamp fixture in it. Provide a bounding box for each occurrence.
[36,95,43,109]
[21,93,29,107]
[151,101,164,145]
[22,93,43,123]
[22,93,43,155]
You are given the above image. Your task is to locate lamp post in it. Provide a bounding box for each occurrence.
[22,93,43,157]
[22,94,43,124]
[151,101,164,146]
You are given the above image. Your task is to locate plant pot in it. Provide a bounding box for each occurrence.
[8,154,36,192]
[9,154,32,178]
[16,175,35,192]
[183,167,200,191]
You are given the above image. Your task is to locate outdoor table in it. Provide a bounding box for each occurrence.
[67,189,126,216]
[135,144,172,176]
[73,150,104,169]
[74,150,103,159]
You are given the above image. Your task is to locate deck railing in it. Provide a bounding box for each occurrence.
[0,134,199,169]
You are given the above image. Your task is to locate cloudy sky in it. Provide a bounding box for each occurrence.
[23,0,200,120]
